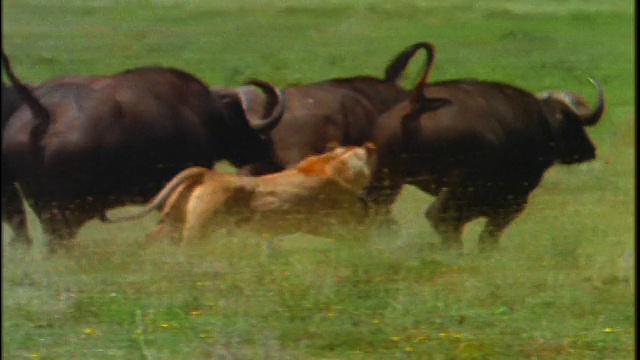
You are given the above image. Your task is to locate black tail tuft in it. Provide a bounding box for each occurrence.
[2,49,52,134]
[384,41,436,83]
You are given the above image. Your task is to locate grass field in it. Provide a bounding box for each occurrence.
[2,0,635,358]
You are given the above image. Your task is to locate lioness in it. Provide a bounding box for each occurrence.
[104,143,376,243]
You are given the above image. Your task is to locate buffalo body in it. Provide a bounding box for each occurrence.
[366,78,605,251]
[1,52,285,249]
[237,42,437,175]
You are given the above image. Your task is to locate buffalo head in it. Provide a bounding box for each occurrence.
[537,78,605,164]
[209,79,286,167]
[214,79,286,134]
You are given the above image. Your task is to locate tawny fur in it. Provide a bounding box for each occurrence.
[105,143,376,243]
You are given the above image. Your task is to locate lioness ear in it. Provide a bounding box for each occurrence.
[363,142,376,155]
[325,141,341,152]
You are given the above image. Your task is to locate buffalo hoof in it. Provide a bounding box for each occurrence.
[477,241,500,253]
[8,234,33,248]
[440,240,464,253]
[46,238,77,254]
[369,217,402,243]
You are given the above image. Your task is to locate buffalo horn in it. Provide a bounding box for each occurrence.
[579,78,605,127]
[538,78,605,127]
[238,79,286,133]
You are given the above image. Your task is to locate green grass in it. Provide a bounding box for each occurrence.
[2,0,635,358]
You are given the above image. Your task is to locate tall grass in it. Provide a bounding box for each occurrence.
[2,0,634,358]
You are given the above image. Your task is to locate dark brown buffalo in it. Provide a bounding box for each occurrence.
[2,79,32,245]
[232,41,442,176]
[1,51,286,250]
[2,81,24,126]
[366,77,605,251]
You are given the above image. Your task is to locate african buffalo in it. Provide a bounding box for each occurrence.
[366,77,605,251]
[232,41,440,176]
[2,81,24,125]
[2,79,32,245]
[1,50,286,250]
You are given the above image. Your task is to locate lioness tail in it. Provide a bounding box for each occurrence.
[103,167,211,223]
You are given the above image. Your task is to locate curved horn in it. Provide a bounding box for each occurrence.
[580,77,605,127]
[238,79,286,133]
[538,78,605,127]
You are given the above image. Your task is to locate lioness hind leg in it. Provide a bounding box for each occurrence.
[179,183,224,245]
[181,208,215,245]
[146,221,181,244]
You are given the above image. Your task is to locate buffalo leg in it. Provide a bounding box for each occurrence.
[363,181,403,241]
[34,201,90,252]
[424,188,470,252]
[477,201,526,252]
[145,192,187,244]
[1,183,31,246]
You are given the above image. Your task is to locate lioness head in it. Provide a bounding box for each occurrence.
[296,143,376,192]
